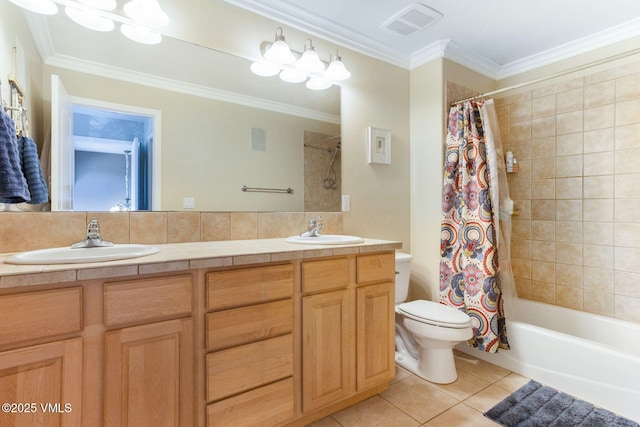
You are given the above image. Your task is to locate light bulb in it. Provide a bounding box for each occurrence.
[296,40,325,74]
[306,77,332,91]
[8,0,57,15]
[121,24,162,44]
[279,68,306,83]
[325,53,351,81]
[65,5,114,31]
[263,27,296,65]
[123,0,169,27]
[250,61,280,77]
[78,0,117,10]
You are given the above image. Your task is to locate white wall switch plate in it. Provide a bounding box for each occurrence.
[183,197,195,209]
[342,195,350,212]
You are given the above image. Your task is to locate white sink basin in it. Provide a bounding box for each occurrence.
[4,244,159,265]
[285,235,364,245]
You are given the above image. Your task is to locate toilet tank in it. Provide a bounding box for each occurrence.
[395,252,413,304]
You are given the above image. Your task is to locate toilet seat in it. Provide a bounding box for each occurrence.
[398,300,472,329]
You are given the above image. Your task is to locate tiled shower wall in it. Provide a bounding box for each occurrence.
[304,131,342,212]
[495,60,640,325]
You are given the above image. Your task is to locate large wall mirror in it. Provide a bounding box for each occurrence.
[1,2,341,212]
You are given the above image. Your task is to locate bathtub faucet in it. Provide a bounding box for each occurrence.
[301,216,323,237]
[71,217,114,248]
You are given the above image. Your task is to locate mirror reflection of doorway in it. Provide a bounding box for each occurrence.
[51,74,161,211]
[73,106,152,211]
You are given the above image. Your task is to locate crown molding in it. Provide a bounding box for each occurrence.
[26,13,339,125]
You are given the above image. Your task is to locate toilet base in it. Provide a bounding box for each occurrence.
[395,345,459,384]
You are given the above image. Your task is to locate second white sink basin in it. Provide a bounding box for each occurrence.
[285,235,364,245]
[4,244,159,265]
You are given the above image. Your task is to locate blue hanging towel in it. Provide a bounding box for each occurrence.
[17,136,49,204]
[0,110,30,203]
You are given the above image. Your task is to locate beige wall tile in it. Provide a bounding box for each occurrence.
[532,95,555,118]
[584,199,613,222]
[230,212,258,240]
[555,155,582,178]
[556,285,583,310]
[282,212,307,237]
[583,152,614,176]
[167,212,201,243]
[615,247,640,274]
[615,123,640,150]
[531,281,555,304]
[584,80,615,107]
[512,258,532,279]
[584,104,615,131]
[615,271,640,298]
[615,295,640,323]
[515,278,532,299]
[556,221,582,243]
[510,101,532,122]
[531,136,556,159]
[615,223,640,248]
[583,244,613,268]
[531,260,555,283]
[509,176,532,199]
[556,133,583,156]
[584,290,614,316]
[614,199,640,222]
[510,139,532,161]
[530,240,555,262]
[510,121,532,141]
[614,174,640,198]
[531,179,555,199]
[0,212,88,252]
[556,263,583,287]
[532,158,555,179]
[201,212,231,241]
[615,72,640,101]
[511,239,531,259]
[555,199,582,221]
[531,220,555,241]
[615,148,640,174]
[583,267,614,292]
[583,222,614,245]
[555,242,583,265]
[584,175,613,199]
[130,212,168,244]
[511,219,531,240]
[583,128,614,153]
[556,177,583,199]
[556,111,583,135]
[257,212,284,238]
[531,116,555,139]
[616,98,640,126]
[531,199,555,220]
[556,88,583,113]
[87,212,130,244]
[515,199,531,220]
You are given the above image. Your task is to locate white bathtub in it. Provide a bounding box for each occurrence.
[456,298,640,422]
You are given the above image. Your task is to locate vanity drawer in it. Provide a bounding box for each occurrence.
[206,377,294,427]
[104,275,193,327]
[302,257,350,294]
[0,287,82,347]
[206,334,293,402]
[356,253,395,285]
[206,299,293,352]
[206,264,293,311]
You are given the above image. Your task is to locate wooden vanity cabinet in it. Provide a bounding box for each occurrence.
[205,264,295,427]
[103,275,194,427]
[0,287,84,427]
[300,252,395,417]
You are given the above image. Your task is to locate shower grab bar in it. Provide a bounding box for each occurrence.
[241,185,294,194]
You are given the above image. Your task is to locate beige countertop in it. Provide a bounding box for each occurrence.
[0,238,402,289]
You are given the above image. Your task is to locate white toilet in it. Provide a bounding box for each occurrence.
[395,252,473,384]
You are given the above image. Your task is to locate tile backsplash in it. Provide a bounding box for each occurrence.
[0,211,343,253]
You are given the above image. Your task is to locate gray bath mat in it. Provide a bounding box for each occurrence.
[484,380,639,427]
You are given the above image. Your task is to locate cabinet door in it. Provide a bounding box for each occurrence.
[104,318,193,427]
[0,338,82,427]
[356,282,395,390]
[302,290,350,412]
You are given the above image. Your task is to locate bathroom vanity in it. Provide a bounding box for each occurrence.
[0,237,400,427]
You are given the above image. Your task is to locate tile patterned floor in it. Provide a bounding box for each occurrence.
[307,350,530,427]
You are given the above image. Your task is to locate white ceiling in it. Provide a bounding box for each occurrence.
[225,0,640,78]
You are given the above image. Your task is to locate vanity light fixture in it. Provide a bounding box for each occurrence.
[251,27,350,91]
[9,0,169,44]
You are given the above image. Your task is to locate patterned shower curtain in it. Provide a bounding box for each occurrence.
[439,100,509,353]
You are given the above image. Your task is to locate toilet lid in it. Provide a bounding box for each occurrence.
[398,300,472,329]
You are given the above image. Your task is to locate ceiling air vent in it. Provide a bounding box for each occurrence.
[381,3,443,36]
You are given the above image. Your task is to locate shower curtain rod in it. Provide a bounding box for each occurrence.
[451,46,640,106]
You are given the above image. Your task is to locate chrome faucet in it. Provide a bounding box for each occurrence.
[301,216,323,237]
[71,217,114,248]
